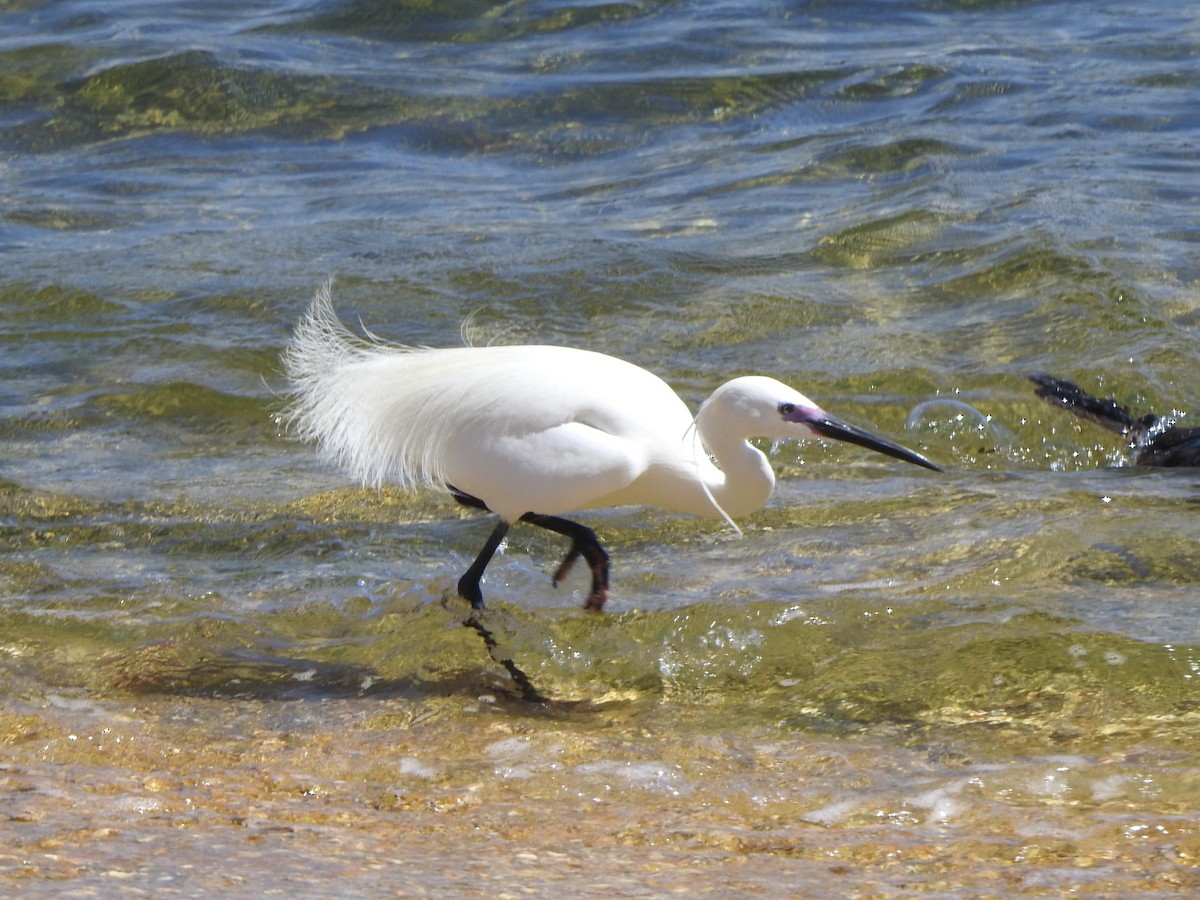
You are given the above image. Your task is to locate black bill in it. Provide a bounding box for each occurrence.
[809,416,943,472]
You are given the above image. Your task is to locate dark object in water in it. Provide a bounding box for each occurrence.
[1030,374,1200,467]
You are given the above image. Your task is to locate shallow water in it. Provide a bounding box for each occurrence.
[3,0,1200,894]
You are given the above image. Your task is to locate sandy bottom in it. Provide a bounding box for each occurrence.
[4,674,1200,899]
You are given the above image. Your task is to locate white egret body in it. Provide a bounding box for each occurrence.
[284,284,941,610]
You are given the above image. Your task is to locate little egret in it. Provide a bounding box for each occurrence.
[1032,374,1199,467]
[284,284,942,611]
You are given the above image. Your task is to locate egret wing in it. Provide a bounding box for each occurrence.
[442,421,649,521]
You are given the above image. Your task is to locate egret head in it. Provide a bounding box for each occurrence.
[700,376,942,472]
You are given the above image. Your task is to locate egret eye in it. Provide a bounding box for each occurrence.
[779,402,796,416]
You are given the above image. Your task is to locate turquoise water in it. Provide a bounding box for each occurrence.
[3,1,1200,894]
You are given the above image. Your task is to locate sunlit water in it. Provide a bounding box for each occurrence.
[2,0,1199,894]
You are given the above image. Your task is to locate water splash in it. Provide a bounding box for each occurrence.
[906,397,1020,465]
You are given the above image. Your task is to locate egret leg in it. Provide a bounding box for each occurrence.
[448,486,488,511]
[458,520,509,610]
[449,487,610,611]
[520,514,610,611]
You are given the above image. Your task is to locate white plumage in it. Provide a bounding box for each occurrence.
[284,282,940,610]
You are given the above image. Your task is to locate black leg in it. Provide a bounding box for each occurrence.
[448,485,609,611]
[446,487,548,700]
[520,513,610,611]
[448,485,488,511]
[457,520,509,610]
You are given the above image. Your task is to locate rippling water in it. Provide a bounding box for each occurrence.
[3,1,1200,894]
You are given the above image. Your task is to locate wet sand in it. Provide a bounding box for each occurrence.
[5,670,1200,897]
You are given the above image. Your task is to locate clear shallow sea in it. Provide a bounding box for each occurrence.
[2,0,1200,895]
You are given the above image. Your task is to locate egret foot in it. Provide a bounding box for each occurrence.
[520,513,610,611]
[457,520,509,610]
[450,486,610,610]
